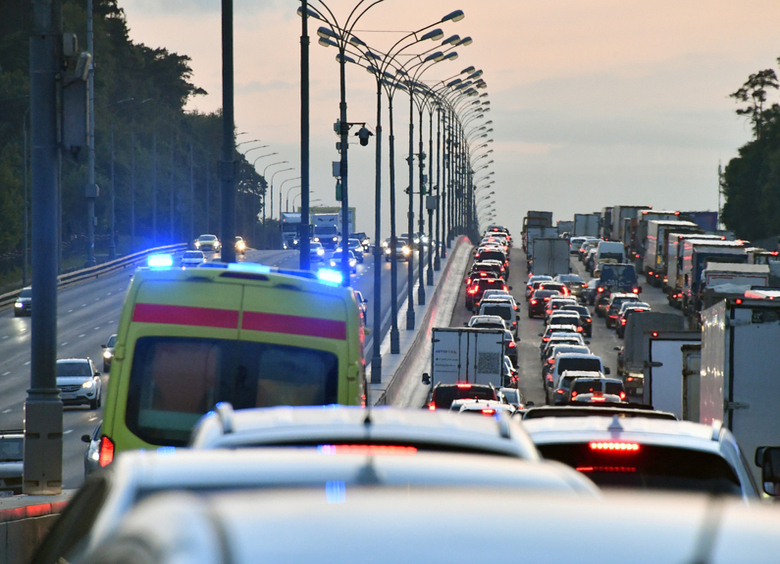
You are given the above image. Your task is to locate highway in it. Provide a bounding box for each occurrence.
[449,245,685,407]
[0,244,422,489]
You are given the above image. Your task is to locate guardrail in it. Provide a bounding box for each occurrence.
[0,243,187,311]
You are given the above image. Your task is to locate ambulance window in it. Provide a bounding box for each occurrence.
[126,337,339,446]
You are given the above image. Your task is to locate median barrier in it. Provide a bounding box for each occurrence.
[378,236,473,407]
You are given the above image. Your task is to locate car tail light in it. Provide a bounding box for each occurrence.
[456,383,472,389]
[621,318,627,325]
[555,389,565,395]
[627,376,633,382]
[546,374,553,382]
[99,436,115,467]
[543,297,550,302]
[502,285,508,291]
[542,337,550,342]
[597,287,604,293]
[589,442,640,452]
[576,326,583,332]
[632,288,639,294]
[530,299,538,305]
[571,391,578,398]
[466,278,472,285]
[547,358,555,364]
[481,409,496,415]
[648,270,654,276]
[508,341,516,348]
[591,396,606,402]
[619,391,626,400]
[428,402,436,411]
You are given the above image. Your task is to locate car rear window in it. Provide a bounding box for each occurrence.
[126,337,339,446]
[431,386,497,409]
[537,443,742,495]
[477,251,506,262]
[557,357,601,375]
[482,305,511,320]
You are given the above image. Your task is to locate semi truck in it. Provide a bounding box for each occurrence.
[312,213,340,250]
[556,220,573,237]
[629,210,680,270]
[522,211,553,251]
[700,291,780,486]
[611,205,651,243]
[665,233,725,302]
[530,238,570,277]
[680,239,747,315]
[280,212,302,249]
[425,327,507,388]
[680,210,719,233]
[643,219,700,285]
[600,207,613,240]
[573,213,601,238]
[643,330,702,418]
[524,226,558,257]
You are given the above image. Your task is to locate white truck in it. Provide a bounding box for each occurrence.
[700,292,780,486]
[619,312,685,397]
[530,238,570,277]
[524,226,558,258]
[280,212,302,249]
[556,220,573,237]
[573,213,600,238]
[427,327,506,388]
[312,213,340,250]
[643,330,702,418]
[643,219,700,285]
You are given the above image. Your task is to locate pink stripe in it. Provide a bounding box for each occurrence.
[242,311,346,340]
[132,303,239,329]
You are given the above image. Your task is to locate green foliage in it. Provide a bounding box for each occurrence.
[0,0,266,271]
[722,57,780,240]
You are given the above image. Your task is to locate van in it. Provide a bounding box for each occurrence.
[595,241,626,266]
[98,261,365,466]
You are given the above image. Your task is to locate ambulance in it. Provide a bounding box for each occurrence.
[98,259,365,466]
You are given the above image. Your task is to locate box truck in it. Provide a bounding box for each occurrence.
[427,327,506,388]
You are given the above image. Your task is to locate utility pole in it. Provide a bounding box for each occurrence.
[85,0,97,266]
[220,0,237,263]
[26,0,64,494]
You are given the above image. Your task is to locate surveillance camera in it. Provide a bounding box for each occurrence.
[356,126,373,146]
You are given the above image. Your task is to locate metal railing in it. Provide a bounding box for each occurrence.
[0,243,187,311]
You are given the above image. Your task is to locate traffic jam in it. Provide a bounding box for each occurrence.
[23,215,780,564]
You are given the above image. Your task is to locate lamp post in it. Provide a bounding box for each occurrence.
[260,160,290,248]
[279,176,301,220]
[286,185,301,212]
[269,168,295,221]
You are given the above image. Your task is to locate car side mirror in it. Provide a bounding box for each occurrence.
[81,434,91,443]
[363,328,371,336]
[508,286,513,290]
[464,322,469,327]
[604,367,611,375]
[637,286,643,294]
[525,401,535,407]
[614,347,621,351]
[101,344,107,349]
[756,447,780,496]
[422,373,431,386]
[584,340,591,345]
[538,333,543,337]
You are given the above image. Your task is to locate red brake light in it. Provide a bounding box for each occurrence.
[597,287,604,293]
[99,436,115,467]
[571,391,578,398]
[589,442,640,452]
[547,358,555,364]
[481,409,496,415]
[456,383,472,389]
[508,341,516,348]
[648,270,654,276]
[530,299,538,305]
[652,332,658,337]
[619,391,626,400]
[621,319,627,325]
[428,402,436,410]
[502,285,508,291]
[735,298,743,305]
[576,326,583,332]
[632,288,639,294]
[591,396,606,402]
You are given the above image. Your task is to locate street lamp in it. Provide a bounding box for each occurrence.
[260,161,290,248]
[285,185,301,212]
[279,176,301,220]
[269,167,295,222]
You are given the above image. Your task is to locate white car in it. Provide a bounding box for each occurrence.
[523,415,760,499]
[180,250,205,268]
[56,358,103,409]
[194,234,221,252]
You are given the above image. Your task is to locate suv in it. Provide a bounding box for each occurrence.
[550,353,609,391]
[427,383,499,411]
[528,289,560,318]
[349,232,370,252]
[569,376,626,403]
[615,304,651,338]
[479,300,517,336]
[56,358,102,409]
[466,278,508,311]
[523,416,760,498]
[605,293,642,328]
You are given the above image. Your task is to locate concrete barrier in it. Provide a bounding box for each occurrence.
[0,493,73,563]
[379,236,473,407]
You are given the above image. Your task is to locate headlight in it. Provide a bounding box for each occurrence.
[236,241,246,251]
[317,248,324,255]
[15,301,22,308]
[195,241,200,248]
[314,237,320,242]
[103,350,113,359]
[349,259,357,267]
[381,241,388,248]
[330,260,337,267]
[82,379,95,389]
[402,246,411,255]
[332,237,338,242]
[384,248,391,255]
[293,239,298,245]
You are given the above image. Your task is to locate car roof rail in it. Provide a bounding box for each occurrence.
[215,402,235,435]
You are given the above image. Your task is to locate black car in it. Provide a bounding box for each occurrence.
[13,287,32,317]
[528,289,561,318]
[427,383,499,411]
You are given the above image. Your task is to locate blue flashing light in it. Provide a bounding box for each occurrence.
[156,446,176,456]
[317,268,343,285]
[147,254,173,268]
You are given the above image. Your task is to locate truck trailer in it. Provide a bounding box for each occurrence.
[427,327,506,388]
[530,238,570,277]
[573,213,600,238]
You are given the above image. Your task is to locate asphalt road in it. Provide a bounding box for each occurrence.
[449,245,685,407]
[0,244,425,489]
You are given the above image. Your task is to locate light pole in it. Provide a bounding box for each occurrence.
[286,185,301,212]
[260,160,289,248]
[279,176,301,220]
[268,167,295,248]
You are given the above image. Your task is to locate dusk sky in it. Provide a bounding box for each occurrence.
[120,0,780,236]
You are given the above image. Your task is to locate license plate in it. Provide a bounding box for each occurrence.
[635,387,644,394]
[60,393,76,399]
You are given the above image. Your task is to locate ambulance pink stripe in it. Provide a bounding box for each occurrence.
[132,303,239,328]
[242,311,346,340]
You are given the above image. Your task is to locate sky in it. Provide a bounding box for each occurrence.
[119,0,780,237]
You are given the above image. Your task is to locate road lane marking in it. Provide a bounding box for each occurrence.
[79,334,85,338]
[94,327,100,331]
[61,342,68,346]
[63,430,72,435]
[82,304,87,307]
[68,309,73,313]
[2,409,10,414]
[2,372,9,376]
[88,415,98,421]
[24,361,30,365]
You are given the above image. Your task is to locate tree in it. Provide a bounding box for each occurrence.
[729,68,779,140]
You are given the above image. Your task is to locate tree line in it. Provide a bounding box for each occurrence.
[721,57,780,243]
[0,0,265,281]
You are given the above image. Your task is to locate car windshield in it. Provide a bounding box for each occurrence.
[184,251,202,258]
[537,443,742,495]
[107,335,117,347]
[57,361,92,377]
[126,336,339,446]
[199,235,216,242]
[20,289,32,298]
